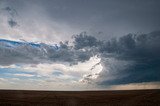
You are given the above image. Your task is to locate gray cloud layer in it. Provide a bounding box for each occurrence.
[1,0,160,39]
[0,39,93,66]
[0,30,160,85]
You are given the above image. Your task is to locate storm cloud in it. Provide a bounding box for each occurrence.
[0,30,160,86]
[73,31,160,85]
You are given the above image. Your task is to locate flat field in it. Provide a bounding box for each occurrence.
[0,89,160,106]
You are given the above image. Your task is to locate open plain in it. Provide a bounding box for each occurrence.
[0,89,160,106]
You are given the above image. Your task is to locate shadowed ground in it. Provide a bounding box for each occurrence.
[0,89,160,106]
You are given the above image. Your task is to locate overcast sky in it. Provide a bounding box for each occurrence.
[1,0,160,42]
[0,0,160,90]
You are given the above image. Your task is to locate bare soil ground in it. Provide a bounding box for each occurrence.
[0,89,160,106]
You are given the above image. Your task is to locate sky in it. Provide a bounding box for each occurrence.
[0,0,160,90]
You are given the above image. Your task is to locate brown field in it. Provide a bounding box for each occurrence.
[0,89,160,106]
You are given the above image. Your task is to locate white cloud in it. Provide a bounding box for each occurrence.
[0,78,7,82]
[0,56,159,90]
[0,56,103,90]
[10,56,102,78]
[13,73,35,77]
[0,64,17,68]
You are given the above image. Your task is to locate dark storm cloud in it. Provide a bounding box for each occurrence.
[74,31,160,85]
[73,32,100,50]
[99,31,160,59]
[103,31,160,85]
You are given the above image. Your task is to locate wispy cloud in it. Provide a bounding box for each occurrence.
[1,6,18,28]
[8,19,18,28]
[13,73,35,77]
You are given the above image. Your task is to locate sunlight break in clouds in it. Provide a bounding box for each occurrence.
[0,56,103,90]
